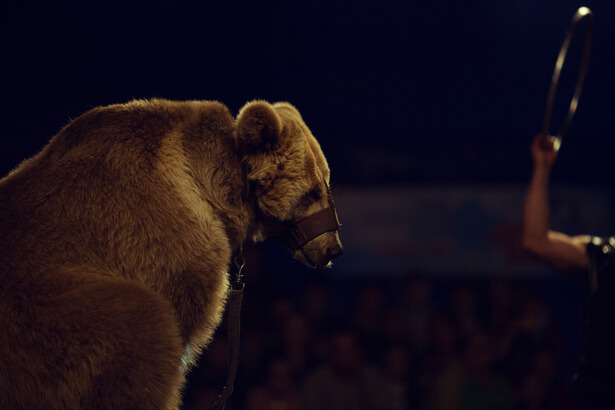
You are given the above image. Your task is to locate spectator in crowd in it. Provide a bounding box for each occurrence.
[300,328,389,410]
[402,276,433,354]
[381,343,422,410]
[353,283,388,359]
[245,357,300,410]
[427,329,514,410]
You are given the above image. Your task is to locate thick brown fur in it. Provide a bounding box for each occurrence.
[0,99,341,409]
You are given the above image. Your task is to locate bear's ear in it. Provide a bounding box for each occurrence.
[272,101,302,117]
[236,100,282,154]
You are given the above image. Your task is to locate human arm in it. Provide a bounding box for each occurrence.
[521,134,589,273]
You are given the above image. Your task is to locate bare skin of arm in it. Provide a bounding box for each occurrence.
[521,134,589,274]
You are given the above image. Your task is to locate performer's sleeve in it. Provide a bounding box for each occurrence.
[585,236,615,293]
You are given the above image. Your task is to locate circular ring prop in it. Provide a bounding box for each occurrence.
[541,6,593,150]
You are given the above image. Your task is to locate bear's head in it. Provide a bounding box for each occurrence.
[236,101,343,267]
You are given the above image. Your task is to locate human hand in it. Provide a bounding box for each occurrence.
[530,134,559,170]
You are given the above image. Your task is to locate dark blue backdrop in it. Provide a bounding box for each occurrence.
[1,1,614,185]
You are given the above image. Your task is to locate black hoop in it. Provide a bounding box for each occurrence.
[541,7,593,146]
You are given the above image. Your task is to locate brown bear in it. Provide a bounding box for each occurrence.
[0,99,343,409]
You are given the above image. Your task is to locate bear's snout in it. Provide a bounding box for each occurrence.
[326,243,344,261]
[313,233,343,267]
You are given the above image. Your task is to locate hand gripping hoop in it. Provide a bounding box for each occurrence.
[541,6,593,150]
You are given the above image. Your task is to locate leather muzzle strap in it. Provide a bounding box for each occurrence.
[279,205,341,252]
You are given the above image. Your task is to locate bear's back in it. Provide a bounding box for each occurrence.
[0,99,238,281]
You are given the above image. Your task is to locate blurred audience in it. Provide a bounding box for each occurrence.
[301,328,389,410]
[402,276,433,354]
[182,274,580,410]
[245,357,300,410]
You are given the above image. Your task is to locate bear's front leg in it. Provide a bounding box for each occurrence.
[159,264,230,368]
[1,270,186,410]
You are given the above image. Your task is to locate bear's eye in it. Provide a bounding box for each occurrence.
[307,186,322,202]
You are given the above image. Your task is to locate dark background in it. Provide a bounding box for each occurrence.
[1,1,614,409]
[1,0,614,185]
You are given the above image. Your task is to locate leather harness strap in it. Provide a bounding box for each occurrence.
[213,180,341,409]
[278,182,342,252]
[279,205,341,251]
[213,252,245,410]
